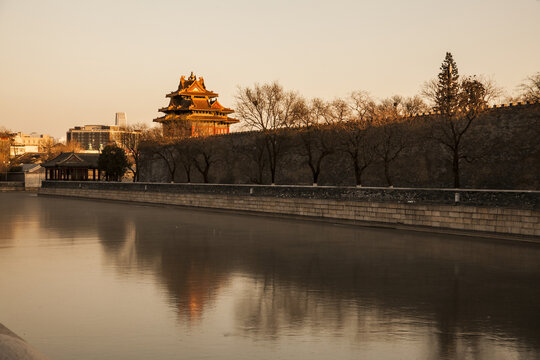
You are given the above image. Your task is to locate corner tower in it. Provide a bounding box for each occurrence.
[154,72,239,138]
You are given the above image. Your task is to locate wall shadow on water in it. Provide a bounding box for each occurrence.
[6,193,539,359]
[107,202,540,359]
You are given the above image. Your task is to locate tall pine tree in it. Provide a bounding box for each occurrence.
[427,52,488,188]
[434,52,460,115]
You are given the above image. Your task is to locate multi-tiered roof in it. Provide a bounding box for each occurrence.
[154,72,239,137]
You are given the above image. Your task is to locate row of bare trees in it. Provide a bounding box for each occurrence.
[140,135,221,184]
[232,52,513,188]
[136,53,537,188]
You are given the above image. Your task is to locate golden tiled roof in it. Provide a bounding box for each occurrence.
[155,72,238,128]
[191,98,211,110]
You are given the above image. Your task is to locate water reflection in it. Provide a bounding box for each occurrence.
[1,193,540,359]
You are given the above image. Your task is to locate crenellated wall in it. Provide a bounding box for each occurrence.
[403,100,540,118]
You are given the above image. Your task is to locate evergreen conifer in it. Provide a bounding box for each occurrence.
[98,145,128,181]
[434,52,460,115]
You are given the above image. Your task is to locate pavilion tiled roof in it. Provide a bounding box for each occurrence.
[42,152,99,168]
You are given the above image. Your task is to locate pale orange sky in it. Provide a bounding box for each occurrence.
[1,0,539,139]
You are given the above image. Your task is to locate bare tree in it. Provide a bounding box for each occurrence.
[145,128,178,183]
[63,140,83,153]
[0,128,13,176]
[119,123,149,182]
[175,138,197,183]
[155,144,178,183]
[249,132,269,184]
[475,75,503,105]
[427,78,488,187]
[326,98,351,123]
[298,98,338,185]
[373,97,420,186]
[236,82,304,184]
[517,72,540,102]
[423,75,501,107]
[422,53,495,188]
[41,140,83,162]
[192,136,219,183]
[336,92,378,186]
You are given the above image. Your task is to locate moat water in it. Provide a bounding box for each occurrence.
[1,192,539,360]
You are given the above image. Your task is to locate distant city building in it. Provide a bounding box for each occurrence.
[66,113,140,153]
[9,132,54,157]
[115,112,127,127]
[66,124,139,153]
[154,72,239,137]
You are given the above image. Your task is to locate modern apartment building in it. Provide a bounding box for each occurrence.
[66,114,139,152]
[9,132,54,157]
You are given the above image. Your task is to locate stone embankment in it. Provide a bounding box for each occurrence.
[0,322,49,360]
[0,182,24,192]
[38,181,540,239]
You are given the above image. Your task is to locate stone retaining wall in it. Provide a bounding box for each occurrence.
[0,181,24,191]
[39,182,540,237]
[40,181,540,209]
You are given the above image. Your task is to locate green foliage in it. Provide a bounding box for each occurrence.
[459,77,488,114]
[99,145,129,181]
[428,53,490,188]
[434,52,460,115]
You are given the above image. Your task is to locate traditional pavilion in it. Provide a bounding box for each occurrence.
[154,72,239,137]
[42,152,101,181]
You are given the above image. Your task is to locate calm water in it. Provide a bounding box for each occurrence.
[1,192,539,360]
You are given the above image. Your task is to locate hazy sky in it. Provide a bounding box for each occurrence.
[1,0,539,138]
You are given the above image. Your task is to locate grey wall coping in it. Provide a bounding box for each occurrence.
[41,181,539,210]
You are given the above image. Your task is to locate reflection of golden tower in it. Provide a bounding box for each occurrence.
[173,267,223,323]
[154,73,239,138]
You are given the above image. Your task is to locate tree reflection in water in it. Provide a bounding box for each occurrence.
[3,193,539,359]
[105,201,540,358]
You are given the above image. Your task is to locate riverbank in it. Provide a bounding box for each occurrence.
[0,322,49,360]
[0,182,24,192]
[38,181,540,239]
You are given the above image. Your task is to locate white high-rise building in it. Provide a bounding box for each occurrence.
[115,112,127,128]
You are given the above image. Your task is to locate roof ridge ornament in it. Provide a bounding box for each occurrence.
[180,75,185,89]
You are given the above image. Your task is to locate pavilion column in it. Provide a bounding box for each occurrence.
[93,169,96,181]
